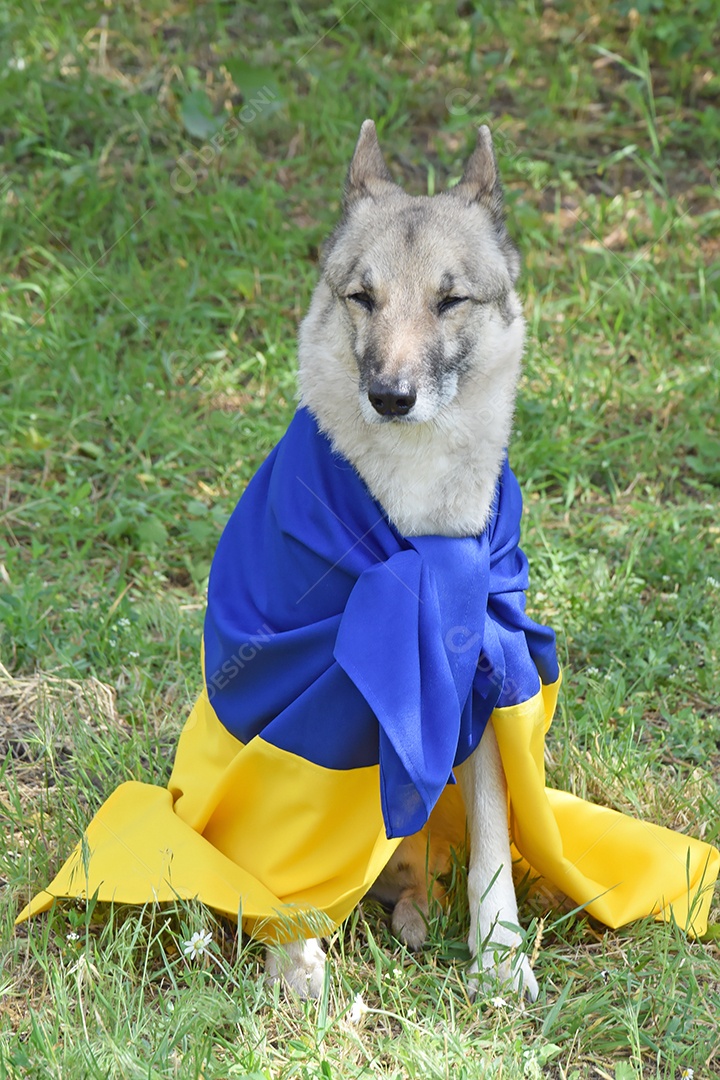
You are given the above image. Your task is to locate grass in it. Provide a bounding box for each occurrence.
[1,0,719,1076]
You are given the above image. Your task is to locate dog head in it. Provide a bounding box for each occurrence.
[298,121,525,431]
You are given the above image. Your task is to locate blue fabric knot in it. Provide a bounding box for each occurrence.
[203,408,558,838]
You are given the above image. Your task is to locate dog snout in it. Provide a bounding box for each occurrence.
[368,380,417,417]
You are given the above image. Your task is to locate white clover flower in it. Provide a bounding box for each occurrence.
[182,930,213,961]
[348,992,369,1024]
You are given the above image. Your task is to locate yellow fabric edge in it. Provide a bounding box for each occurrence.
[492,678,719,938]
[16,685,402,942]
[16,673,719,944]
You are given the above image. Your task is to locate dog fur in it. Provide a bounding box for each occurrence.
[267,121,538,1002]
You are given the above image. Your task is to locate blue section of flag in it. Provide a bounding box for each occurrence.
[203,407,558,838]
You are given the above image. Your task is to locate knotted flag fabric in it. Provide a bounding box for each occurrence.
[201,406,558,839]
[16,409,719,941]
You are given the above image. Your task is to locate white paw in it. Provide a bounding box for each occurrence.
[265,938,327,1000]
[468,938,539,1003]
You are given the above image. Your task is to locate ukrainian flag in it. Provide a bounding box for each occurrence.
[17,409,719,940]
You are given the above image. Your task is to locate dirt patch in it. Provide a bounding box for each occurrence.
[0,663,123,799]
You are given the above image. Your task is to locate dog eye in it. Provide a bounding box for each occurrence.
[347,292,374,312]
[438,296,468,315]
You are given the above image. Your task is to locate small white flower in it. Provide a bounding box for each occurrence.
[66,931,80,941]
[108,638,117,647]
[662,575,671,582]
[71,506,81,517]
[9,57,27,71]
[182,930,213,960]
[680,1069,694,1080]
[707,576,719,589]
[129,650,140,658]
[348,992,369,1024]
[489,994,509,1008]
[586,666,599,676]
[118,617,131,628]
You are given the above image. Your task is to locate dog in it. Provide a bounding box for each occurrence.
[265,120,539,1002]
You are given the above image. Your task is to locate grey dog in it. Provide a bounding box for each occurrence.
[265,121,539,1001]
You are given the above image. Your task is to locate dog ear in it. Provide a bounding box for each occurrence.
[452,125,504,218]
[343,119,396,209]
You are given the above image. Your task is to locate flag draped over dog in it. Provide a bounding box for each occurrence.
[17,409,719,939]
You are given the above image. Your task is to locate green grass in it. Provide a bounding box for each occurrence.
[1,0,719,1076]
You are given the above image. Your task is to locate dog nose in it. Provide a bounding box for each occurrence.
[368,381,417,417]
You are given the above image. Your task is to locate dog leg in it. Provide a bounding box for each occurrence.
[265,938,326,999]
[456,725,539,1002]
[390,878,445,951]
[374,832,449,951]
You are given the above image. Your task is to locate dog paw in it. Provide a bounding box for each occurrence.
[391,897,428,951]
[467,946,539,1003]
[265,938,327,1000]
